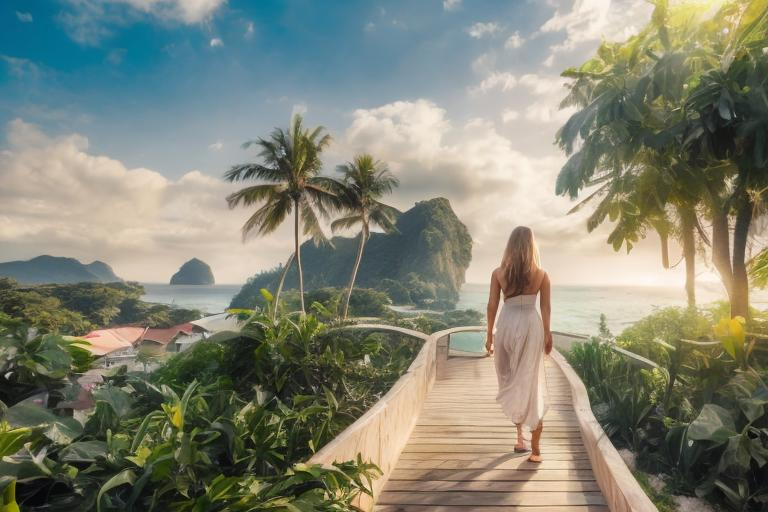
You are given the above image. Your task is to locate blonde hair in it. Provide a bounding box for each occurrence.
[501,226,540,297]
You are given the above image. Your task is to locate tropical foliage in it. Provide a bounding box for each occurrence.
[0,296,422,511]
[568,306,768,511]
[556,0,768,317]
[0,279,201,334]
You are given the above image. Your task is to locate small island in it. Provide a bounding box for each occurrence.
[169,258,215,285]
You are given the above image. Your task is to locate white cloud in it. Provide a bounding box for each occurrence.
[517,73,566,96]
[16,11,33,23]
[0,119,291,283]
[524,101,575,124]
[471,52,496,74]
[540,0,653,62]
[60,0,226,45]
[244,21,254,39]
[208,141,223,151]
[115,0,225,23]
[467,22,501,39]
[443,0,461,11]
[1,56,41,79]
[209,37,223,47]
[504,31,524,49]
[364,21,376,32]
[343,100,606,282]
[469,71,517,94]
[106,48,127,65]
[291,103,308,118]
[501,109,520,123]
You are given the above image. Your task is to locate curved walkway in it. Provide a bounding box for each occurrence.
[375,354,607,511]
[311,325,656,512]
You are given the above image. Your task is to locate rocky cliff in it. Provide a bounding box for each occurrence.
[231,197,472,308]
[170,258,215,285]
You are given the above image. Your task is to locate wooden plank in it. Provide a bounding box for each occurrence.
[396,459,594,470]
[376,491,606,506]
[375,505,609,512]
[405,437,584,446]
[402,445,587,454]
[389,468,597,482]
[398,452,590,461]
[384,480,602,493]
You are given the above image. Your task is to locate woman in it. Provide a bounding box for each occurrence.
[485,226,552,463]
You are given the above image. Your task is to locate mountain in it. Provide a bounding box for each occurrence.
[231,197,472,308]
[170,258,215,285]
[0,255,122,284]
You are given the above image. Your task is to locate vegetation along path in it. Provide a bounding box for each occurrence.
[375,355,608,511]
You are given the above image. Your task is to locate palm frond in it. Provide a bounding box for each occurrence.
[240,194,292,241]
[331,214,364,233]
[226,184,286,209]
[224,163,286,183]
[299,197,329,246]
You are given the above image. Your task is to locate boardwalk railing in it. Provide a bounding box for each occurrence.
[310,324,657,512]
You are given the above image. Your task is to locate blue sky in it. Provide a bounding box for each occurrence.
[1,0,697,286]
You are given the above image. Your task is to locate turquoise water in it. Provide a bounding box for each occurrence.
[141,281,763,353]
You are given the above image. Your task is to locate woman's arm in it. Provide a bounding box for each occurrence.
[540,272,553,354]
[486,271,501,354]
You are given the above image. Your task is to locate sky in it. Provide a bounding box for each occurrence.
[0,0,717,287]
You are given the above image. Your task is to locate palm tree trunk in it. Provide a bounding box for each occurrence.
[294,200,306,313]
[709,198,734,299]
[272,252,295,320]
[659,231,670,269]
[678,206,696,307]
[731,197,752,319]
[343,224,368,319]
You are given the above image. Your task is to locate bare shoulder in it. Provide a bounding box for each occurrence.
[538,269,550,286]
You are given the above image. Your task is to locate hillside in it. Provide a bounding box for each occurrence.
[231,198,472,308]
[170,258,215,285]
[0,255,122,284]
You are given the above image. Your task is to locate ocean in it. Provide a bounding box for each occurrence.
[141,280,763,339]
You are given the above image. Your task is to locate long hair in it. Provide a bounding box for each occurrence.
[501,226,540,297]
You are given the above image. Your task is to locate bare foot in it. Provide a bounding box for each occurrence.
[514,442,528,453]
[527,452,543,463]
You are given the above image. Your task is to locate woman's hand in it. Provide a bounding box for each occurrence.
[544,332,553,355]
[485,335,494,356]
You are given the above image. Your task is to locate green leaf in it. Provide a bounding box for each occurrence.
[0,477,19,512]
[59,440,108,462]
[5,404,83,445]
[0,429,31,458]
[97,469,136,512]
[92,385,134,418]
[738,397,766,423]
[688,404,736,444]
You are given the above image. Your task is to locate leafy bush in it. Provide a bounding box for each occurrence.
[0,306,419,510]
[0,279,201,332]
[568,307,768,511]
[0,313,94,407]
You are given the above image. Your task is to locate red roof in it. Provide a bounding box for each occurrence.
[76,326,147,356]
[142,323,195,345]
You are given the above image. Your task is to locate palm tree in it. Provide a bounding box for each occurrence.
[333,154,400,319]
[224,114,339,314]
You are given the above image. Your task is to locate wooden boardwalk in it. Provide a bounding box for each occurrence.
[374,354,609,512]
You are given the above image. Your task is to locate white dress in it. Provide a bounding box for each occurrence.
[494,293,548,430]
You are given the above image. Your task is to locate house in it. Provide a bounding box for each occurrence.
[140,323,202,353]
